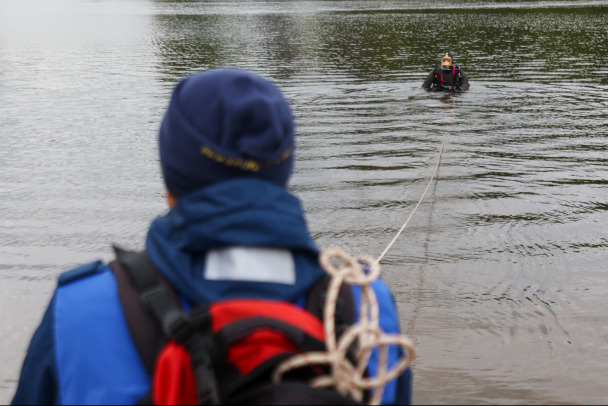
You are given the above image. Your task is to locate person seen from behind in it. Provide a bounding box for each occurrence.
[422,52,470,91]
[12,68,413,405]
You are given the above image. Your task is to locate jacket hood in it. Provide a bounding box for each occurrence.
[145,178,324,305]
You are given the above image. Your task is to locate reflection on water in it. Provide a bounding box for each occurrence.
[1,0,607,404]
[150,1,608,84]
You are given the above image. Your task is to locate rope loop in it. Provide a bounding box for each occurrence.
[320,248,380,286]
[273,248,416,405]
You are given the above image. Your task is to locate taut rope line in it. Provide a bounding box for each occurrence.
[377,93,455,263]
[375,136,446,264]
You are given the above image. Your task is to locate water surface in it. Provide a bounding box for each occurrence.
[1,1,607,404]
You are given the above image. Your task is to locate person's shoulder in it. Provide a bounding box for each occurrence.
[58,260,108,287]
[54,260,124,329]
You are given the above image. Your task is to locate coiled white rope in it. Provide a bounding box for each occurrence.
[273,248,416,405]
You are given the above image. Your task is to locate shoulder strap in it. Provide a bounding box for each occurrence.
[112,247,185,339]
[110,245,220,405]
[453,64,463,89]
[305,273,360,367]
[109,251,166,375]
[305,273,356,336]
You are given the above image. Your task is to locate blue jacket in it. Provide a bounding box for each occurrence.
[12,179,412,405]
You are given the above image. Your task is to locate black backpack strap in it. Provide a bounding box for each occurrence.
[109,250,166,375]
[454,64,462,89]
[110,245,220,405]
[305,273,356,343]
[112,246,186,340]
[432,66,441,87]
[305,273,370,402]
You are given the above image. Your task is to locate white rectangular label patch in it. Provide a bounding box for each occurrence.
[204,246,296,285]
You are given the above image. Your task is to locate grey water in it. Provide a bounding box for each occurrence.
[1,0,607,404]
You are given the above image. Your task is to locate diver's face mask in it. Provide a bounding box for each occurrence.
[441,57,453,70]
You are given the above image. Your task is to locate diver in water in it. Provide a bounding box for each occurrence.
[422,52,470,91]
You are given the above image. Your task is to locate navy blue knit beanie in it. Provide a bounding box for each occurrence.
[159,69,295,197]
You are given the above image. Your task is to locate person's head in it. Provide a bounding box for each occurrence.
[159,69,295,202]
[440,52,454,70]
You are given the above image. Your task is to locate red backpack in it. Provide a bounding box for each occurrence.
[110,246,362,405]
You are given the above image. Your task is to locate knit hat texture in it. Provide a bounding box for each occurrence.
[159,69,295,197]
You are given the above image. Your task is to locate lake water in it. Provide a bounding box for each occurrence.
[1,0,607,404]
